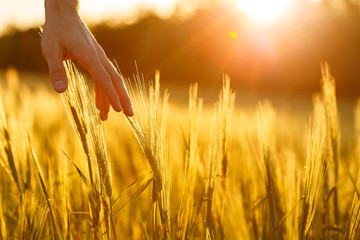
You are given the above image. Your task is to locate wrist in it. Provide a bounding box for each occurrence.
[44,0,79,21]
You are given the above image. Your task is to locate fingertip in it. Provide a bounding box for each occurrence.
[112,99,122,113]
[95,86,101,110]
[99,58,132,115]
[122,104,134,117]
[128,106,134,117]
[114,104,122,113]
[100,114,105,121]
[96,98,101,111]
[100,111,108,121]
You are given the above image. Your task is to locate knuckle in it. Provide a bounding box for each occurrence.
[71,42,96,66]
[83,44,96,55]
[94,74,113,93]
[100,79,114,92]
[78,43,97,61]
[41,36,54,58]
[49,69,66,80]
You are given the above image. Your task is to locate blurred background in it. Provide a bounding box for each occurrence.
[0,0,359,100]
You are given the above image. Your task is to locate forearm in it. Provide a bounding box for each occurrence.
[44,0,79,20]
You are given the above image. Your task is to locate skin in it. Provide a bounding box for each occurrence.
[41,0,133,121]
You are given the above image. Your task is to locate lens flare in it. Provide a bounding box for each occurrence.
[236,0,292,23]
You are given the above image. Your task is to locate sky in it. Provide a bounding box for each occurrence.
[0,0,201,36]
[2,0,359,96]
[0,0,331,36]
[0,0,332,36]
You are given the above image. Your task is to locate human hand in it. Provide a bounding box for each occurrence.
[41,0,133,120]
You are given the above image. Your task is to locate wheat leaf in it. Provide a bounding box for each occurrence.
[313,222,346,234]
[62,150,89,187]
[179,123,189,150]
[114,178,153,215]
[113,171,152,207]
[28,134,62,240]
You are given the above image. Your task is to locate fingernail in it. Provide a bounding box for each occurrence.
[54,81,67,93]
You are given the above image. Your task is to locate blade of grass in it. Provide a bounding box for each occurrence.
[313,222,346,235]
[112,171,152,207]
[62,150,89,187]
[28,134,61,240]
[114,178,153,215]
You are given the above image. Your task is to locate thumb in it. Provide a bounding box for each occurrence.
[46,52,68,93]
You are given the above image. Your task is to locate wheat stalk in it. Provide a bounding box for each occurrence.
[219,76,235,192]
[321,62,340,228]
[177,83,203,239]
[299,96,328,239]
[205,77,235,239]
[123,70,171,238]
[256,101,279,238]
[0,196,6,240]
[0,98,22,202]
[205,106,220,239]
[345,169,360,240]
[62,60,113,239]
[345,99,360,240]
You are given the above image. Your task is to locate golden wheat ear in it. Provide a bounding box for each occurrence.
[299,97,328,239]
[0,98,22,202]
[121,69,171,237]
[345,169,360,240]
[62,60,113,239]
[320,62,341,229]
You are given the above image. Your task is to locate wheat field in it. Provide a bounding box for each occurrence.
[0,61,359,239]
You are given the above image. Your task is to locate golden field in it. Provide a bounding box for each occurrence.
[0,62,359,240]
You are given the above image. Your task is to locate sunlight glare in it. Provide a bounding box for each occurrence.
[236,0,292,23]
[229,31,238,40]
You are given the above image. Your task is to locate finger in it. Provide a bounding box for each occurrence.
[100,111,108,121]
[100,93,110,121]
[96,48,134,116]
[95,84,110,121]
[95,84,101,111]
[78,51,122,112]
[110,67,134,117]
[44,49,68,93]
[102,94,110,114]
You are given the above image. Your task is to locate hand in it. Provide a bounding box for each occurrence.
[41,2,133,120]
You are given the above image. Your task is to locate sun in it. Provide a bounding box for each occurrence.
[236,0,292,24]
